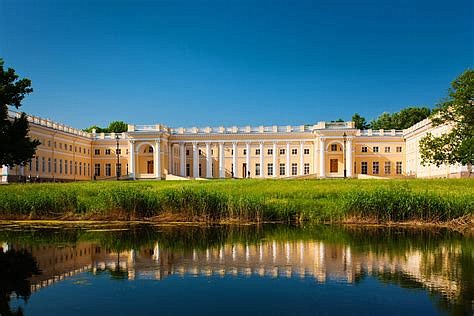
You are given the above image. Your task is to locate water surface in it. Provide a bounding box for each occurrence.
[0,223,472,315]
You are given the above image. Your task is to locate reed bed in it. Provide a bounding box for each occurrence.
[0,179,472,224]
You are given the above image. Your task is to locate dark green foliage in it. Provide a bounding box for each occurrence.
[0,58,39,167]
[83,121,128,133]
[369,106,431,130]
[352,113,368,129]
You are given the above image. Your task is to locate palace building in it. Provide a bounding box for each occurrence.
[0,110,469,183]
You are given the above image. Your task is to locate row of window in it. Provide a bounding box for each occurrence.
[94,148,123,155]
[361,146,402,153]
[94,163,128,177]
[360,161,403,175]
[39,139,90,155]
[184,163,311,177]
[188,148,311,156]
[28,156,90,177]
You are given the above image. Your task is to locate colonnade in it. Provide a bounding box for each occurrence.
[126,136,353,179]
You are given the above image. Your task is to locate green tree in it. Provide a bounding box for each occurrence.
[352,113,368,129]
[83,121,128,133]
[0,59,39,167]
[107,121,128,133]
[419,69,474,175]
[369,107,430,130]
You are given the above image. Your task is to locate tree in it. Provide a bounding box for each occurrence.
[351,113,368,129]
[107,121,128,133]
[0,59,39,167]
[83,121,128,133]
[419,69,474,176]
[369,107,431,130]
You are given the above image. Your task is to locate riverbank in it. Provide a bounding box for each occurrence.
[0,179,472,227]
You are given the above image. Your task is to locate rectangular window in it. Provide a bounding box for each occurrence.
[373,161,379,174]
[292,149,297,155]
[75,162,77,175]
[279,163,285,176]
[304,163,310,175]
[255,149,260,155]
[58,159,62,174]
[116,149,121,155]
[361,162,368,174]
[384,147,391,153]
[186,150,189,156]
[48,158,51,173]
[291,163,297,175]
[70,161,73,175]
[35,157,39,172]
[199,163,202,177]
[361,146,368,153]
[65,160,68,175]
[304,148,309,155]
[267,163,273,176]
[42,157,45,173]
[54,159,57,173]
[396,161,402,174]
[105,163,111,177]
[199,149,202,156]
[243,149,247,155]
[105,149,111,155]
[95,149,100,155]
[373,146,379,153]
[186,164,190,176]
[94,164,100,176]
[79,162,82,176]
[331,144,338,151]
[70,145,73,151]
[267,148,273,155]
[384,161,391,174]
[396,146,402,153]
[255,163,261,176]
[279,149,285,155]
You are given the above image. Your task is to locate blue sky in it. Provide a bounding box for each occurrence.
[1,0,472,129]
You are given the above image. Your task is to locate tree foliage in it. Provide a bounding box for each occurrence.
[370,107,431,130]
[0,59,39,167]
[419,69,473,174]
[352,113,368,129]
[83,121,128,133]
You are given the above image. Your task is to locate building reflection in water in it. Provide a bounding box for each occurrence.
[1,239,465,304]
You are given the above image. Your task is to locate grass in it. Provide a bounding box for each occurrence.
[0,179,472,224]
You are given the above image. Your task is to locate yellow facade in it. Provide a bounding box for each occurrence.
[0,111,468,183]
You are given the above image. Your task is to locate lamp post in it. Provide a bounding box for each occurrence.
[343,132,347,179]
[116,134,121,180]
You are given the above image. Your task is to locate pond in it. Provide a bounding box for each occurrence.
[0,223,472,315]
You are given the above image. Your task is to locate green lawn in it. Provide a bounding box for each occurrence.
[0,179,473,224]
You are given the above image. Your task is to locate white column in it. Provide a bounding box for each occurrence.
[206,142,212,178]
[272,142,277,178]
[319,138,325,178]
[192,141,199,178]
[1,165,8,184]
[245,142,250,178]
[232,142,237,178]
[259,142,264,178]
[313,140,317,175]
[129,140,135,180]
[286,142,290,177]
[154,139,161,179]
[347,139,353,177]
[219,142,224,178]
[180,143,186,177]
[299,141,304,176]
[168,142,172,175]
